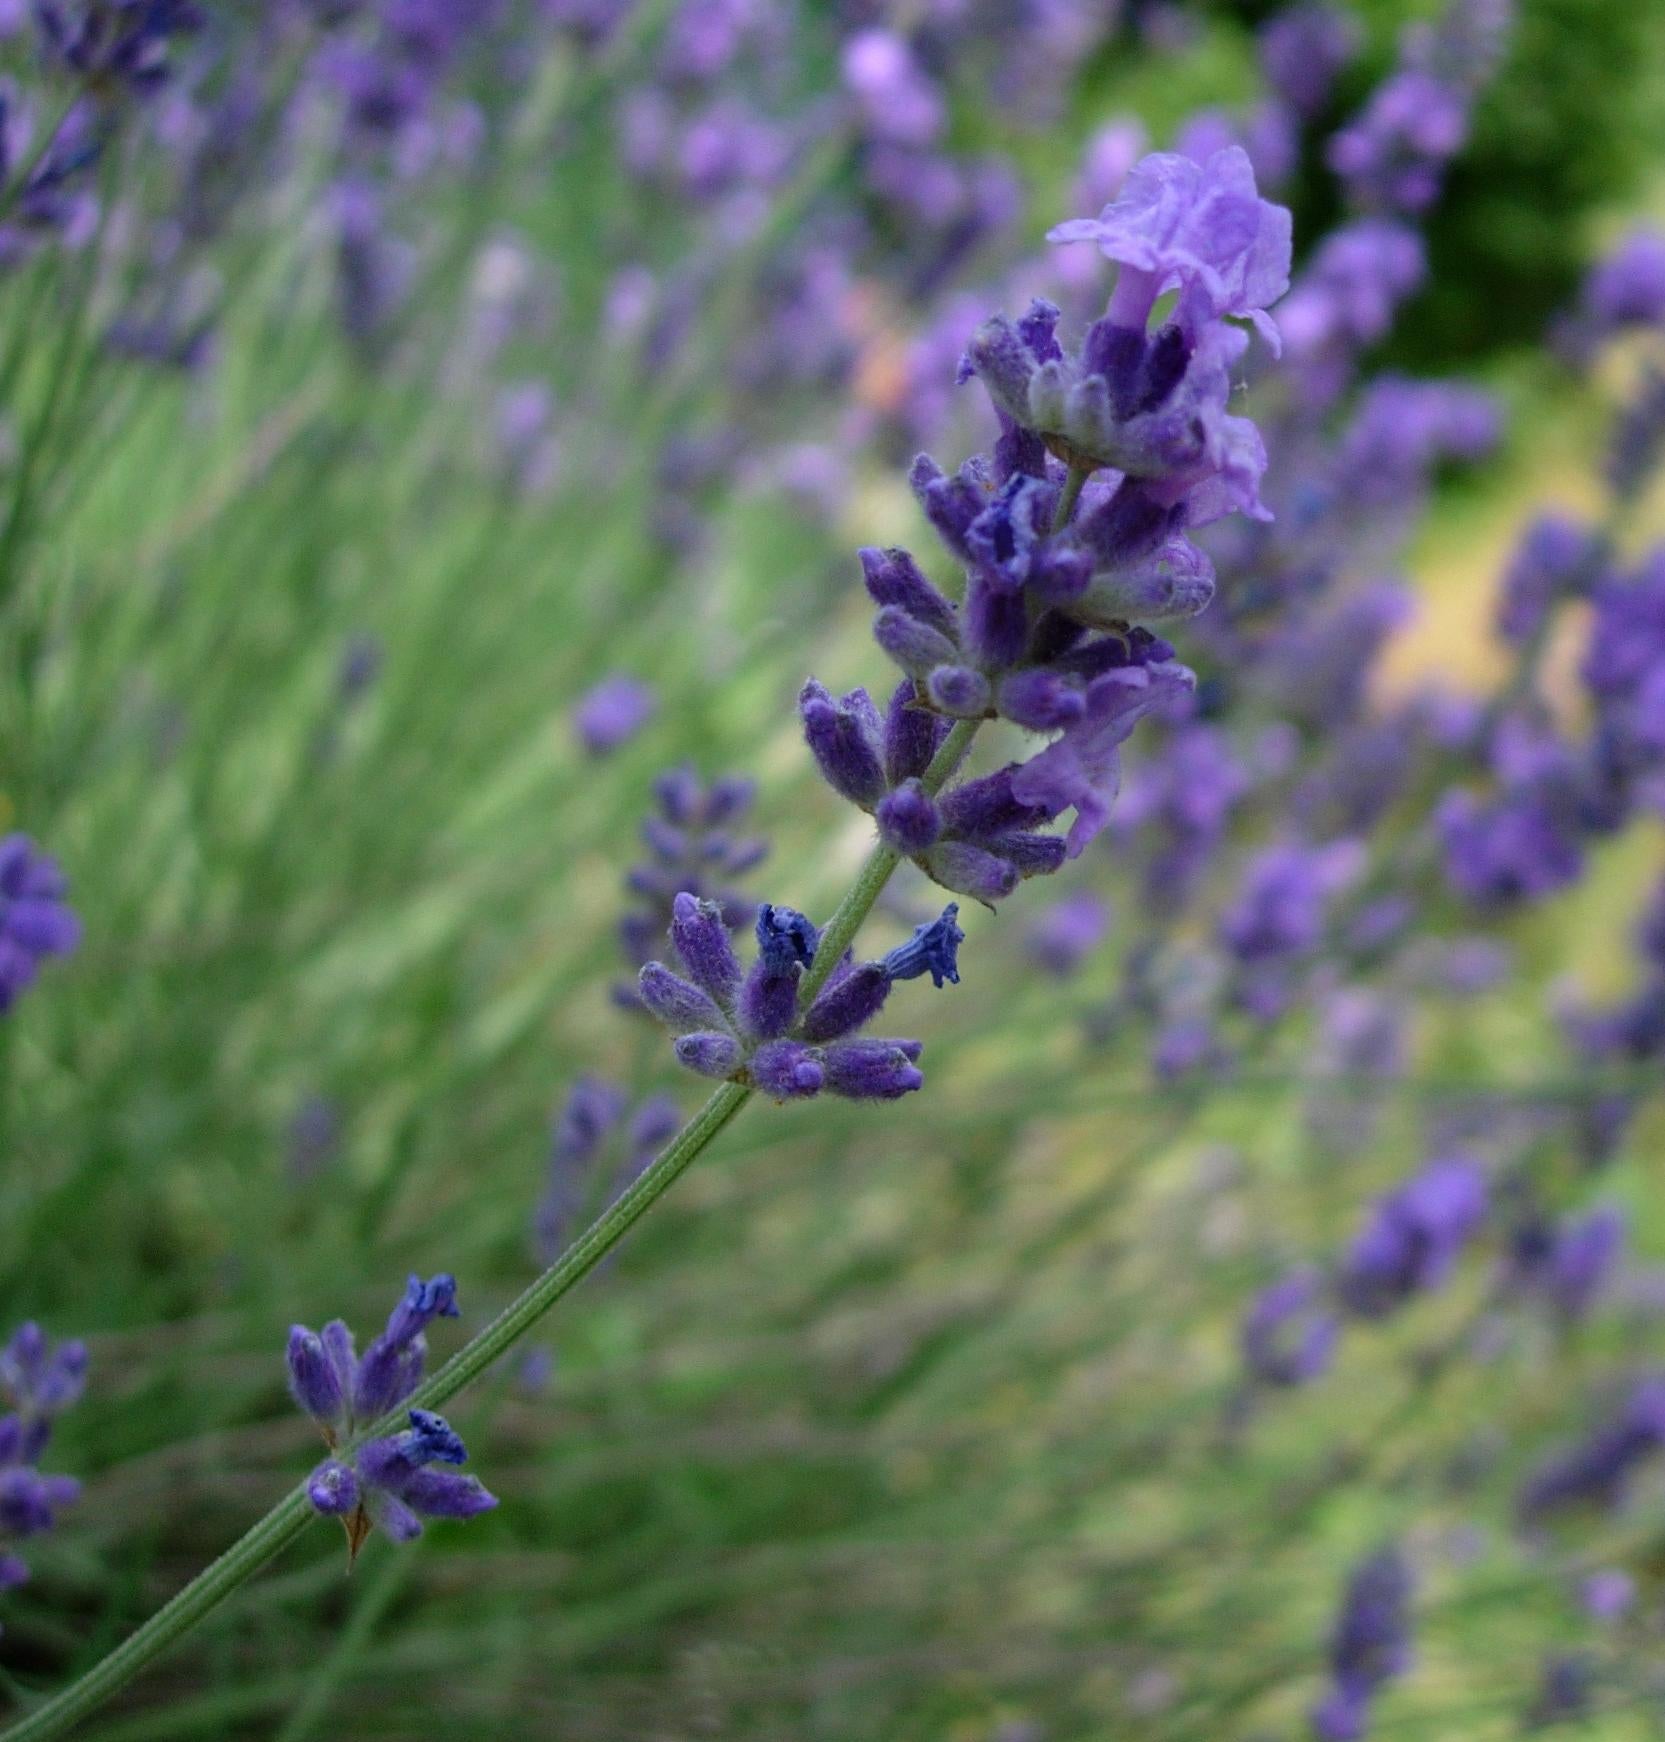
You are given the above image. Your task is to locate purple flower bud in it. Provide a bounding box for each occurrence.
[287,1327,347,1428]
[883,680,950,784]
[859,547,957,636]
[395,1466,497,1520]
[925,664,992,717]
[940,766,1051,842]
[674,1030,743,1079]
[749,1039,824,1099]
[874,606,961,678]
[406,1408,468,1466]
[876,780,943,854]
[963,577,1029,672]
[799,679,887,808]
[381,1275,460,1346]
[637,963,726,1034]
[800,962,893,1043]
[910,454,986,558]
[920,841,1020,904]
[308,1459,359,1517]
[820,1039,925,1100]
[670,892,743,1005]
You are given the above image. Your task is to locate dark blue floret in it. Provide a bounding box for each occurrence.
[881,904,963,988]
[756,904,819,972]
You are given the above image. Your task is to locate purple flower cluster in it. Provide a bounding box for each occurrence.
[1338,1155,1489,1318]
[615,765,767,1005]
[1327,0,1512,215]
[288,1275,495,1551]
[638,894,962,1102]
[0,835,81,1015]
[534,1077,680,1260]
[36,1,204,98]
[803,146,1291,901]
[1310,1547,1415,1741]
[0,1324,87,1602]
[1519,1379,1665,1522]
[1242,1156,1490,1393]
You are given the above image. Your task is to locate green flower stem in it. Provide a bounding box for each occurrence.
[6,437,1102,1742]
[6,716,994,1740]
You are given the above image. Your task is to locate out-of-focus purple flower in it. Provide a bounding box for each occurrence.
[36,0,205,97]
[331,178,414,353]
[287,1094,342,1180]
[1241,1269,1339,1387]
[492,380,561,497]
[1580,1569,1636,1623]
[1,1325,87,1429]
[0,1320,86,1595]
[534,1077,627,1261]
[1278,221,1426,368]
[1519,1378,1665,1519]
[1581,229,1665,339]
[574,674,657,756]
[533,1079,682,1260]
[338,633,383,703]
[1025,889,1110,976]
[1310,1546,1414,1741]
[1527,1655,1594,1728]
[1506,1205,1625,1320]
[1174,103,1298,192]
[1607,364,1665,507]
[1328,0,1511,215]
[1438,715,1590,909]
[1259,3,1360,118]
[0,834,81,1015]
[1339,1156,1488,1318]
[841,29,943,148]
[1218,839,1363,970]
[1113,721,1250,915]
[1496,515,1604,646]
[1338,378,1499,504]
[616,765,766,1002]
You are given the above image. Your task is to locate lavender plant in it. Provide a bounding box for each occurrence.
[7,0,1665,1736]
[0,134,1294,1740]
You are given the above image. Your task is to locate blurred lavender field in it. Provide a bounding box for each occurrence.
[4,1,1665,1738]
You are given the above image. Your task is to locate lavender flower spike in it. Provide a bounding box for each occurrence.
[290,1281,487,1558]
[640,887,962,1101]
[288,1275,461,1451]
[0,1318,86,1598]
[0,834,82,1015]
